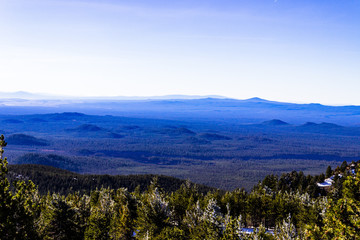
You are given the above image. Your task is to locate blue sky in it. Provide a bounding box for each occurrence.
[0,0,359,104]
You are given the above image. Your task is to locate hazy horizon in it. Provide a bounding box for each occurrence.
[1,90,360,107]
[1,0,359,105]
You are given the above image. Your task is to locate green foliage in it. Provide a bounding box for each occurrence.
[307,166,360,239]
[44,194,83,240]
[3,111,358,192]
[109,189,137,239]
[274,214,298,240]
[325,166,332,178]
[0,135,40,239]
[85,189,113,240]
[251,225,274,240]
[260,170,324,198]
[135,180,175,239]
[8,164,215,195]
[1,134,360,239]
[221,215,243,240]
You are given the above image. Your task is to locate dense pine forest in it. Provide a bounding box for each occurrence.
[3,111,360,191]
[7,164,216,195]
[1,135,360,239]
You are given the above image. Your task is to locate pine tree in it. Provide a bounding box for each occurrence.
[45,194,82,240]
[85,189,114,240]
[0,135,12,238]
[66,192,91,239]
[251,225,274,240]
[109,188,137,240]
[0,135,40,239]
[274,214,298,240]
[307,166,360,239]
[135,179,174,239]
[221,214,245,240]
[325,166,332,179]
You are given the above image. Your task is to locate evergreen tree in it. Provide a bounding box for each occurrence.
[340,161,348,172]
[169,180,200,224]
[0,135,12,239]
[85,189,114,240]
[220,188,247,220]
[325,166,332,178]
[221,214,245,240]
[109,188,137,240]
[66,192,91,239]
[307,166,360,239]
[135,179,174,239]
[183,200,204,238]
[0,135,40,239]
[251,225,274,240]
[274,214,298,240]
[45,194,82,240]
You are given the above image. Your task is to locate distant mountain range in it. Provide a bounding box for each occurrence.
[0,91,226,100]
[1,92,360,125]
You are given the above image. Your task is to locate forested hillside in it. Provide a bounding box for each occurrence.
[7,164,215,195]
[3,111,360,191]
[1,135,359,239]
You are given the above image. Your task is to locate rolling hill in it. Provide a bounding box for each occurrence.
[8,164,215,195]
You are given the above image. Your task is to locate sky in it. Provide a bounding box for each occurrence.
[0,0,359,105]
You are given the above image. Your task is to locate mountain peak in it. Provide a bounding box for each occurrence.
[245,97,269,102]
[262,119,289,126]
